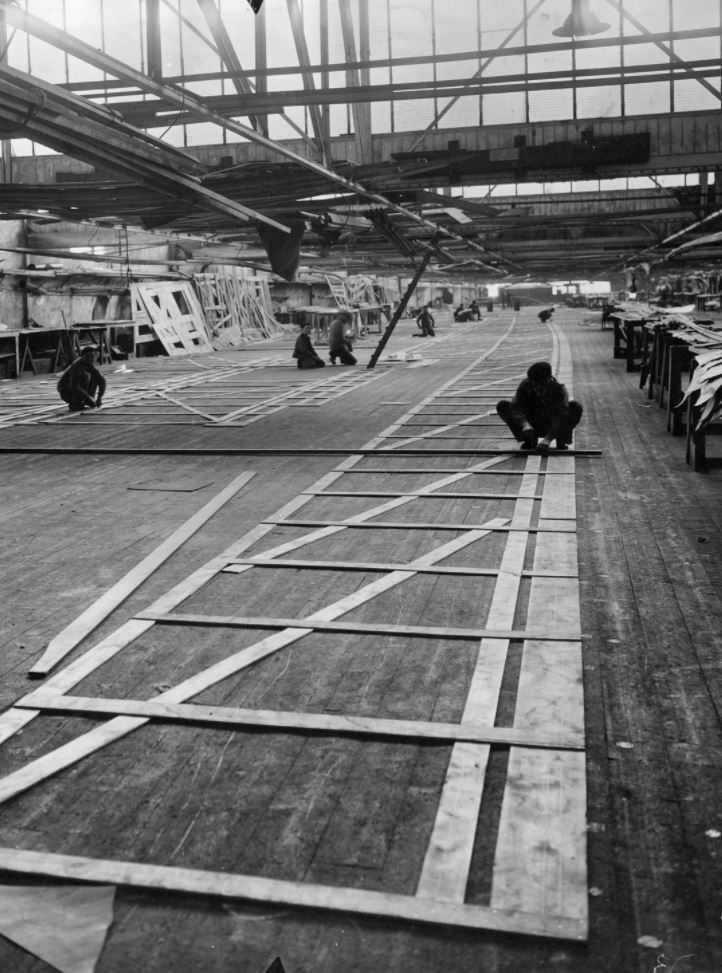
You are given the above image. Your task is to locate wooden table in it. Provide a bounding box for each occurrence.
[69,324,113,364]
[0,328,73,377]
[611,312,647,371]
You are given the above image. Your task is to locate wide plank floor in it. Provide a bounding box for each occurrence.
[0,308,720,973]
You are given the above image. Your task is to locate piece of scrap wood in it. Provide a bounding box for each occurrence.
[0,884,115,973]
[127,478,215,492]
[29,470,256,677]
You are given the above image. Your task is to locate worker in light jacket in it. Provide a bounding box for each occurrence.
[496,360,582,451]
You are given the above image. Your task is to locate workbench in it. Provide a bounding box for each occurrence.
[611,311,647,371]
[294,305,384,340]
[0,328,70,378]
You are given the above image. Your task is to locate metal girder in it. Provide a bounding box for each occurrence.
[408,0,549,153]
[0,0,477,260]
[147,28,722,93]
[163,0,310,145]
[196,0,265,134]
[145,0,163,82]
[603,0,722,103]
[338,0,373,165]
[0,67,290,233]
[285,0,331,163]
[103,57,722,124]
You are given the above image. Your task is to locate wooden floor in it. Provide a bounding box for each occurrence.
[0,309,720,973]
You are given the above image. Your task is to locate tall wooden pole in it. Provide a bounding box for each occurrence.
[366,249,434,370]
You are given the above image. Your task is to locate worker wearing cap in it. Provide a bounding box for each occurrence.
[496,360,582,451]
[56,345,107,412]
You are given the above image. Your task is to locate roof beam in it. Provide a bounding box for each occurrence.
[603,0,722,103]
[0,0,466,250]
[408,0,548,152]
[105,58,722,123]
[196,0,266,134]
[58,27,722,92]
[338,0,373,165]
[285,0,330,163]
[145,0,163,82]
[0,67,290,233]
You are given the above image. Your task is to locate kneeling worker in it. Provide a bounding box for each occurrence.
[328,312,357,365]
[57,344,106,412]
[496,360,582,451]
[292,322,325,369]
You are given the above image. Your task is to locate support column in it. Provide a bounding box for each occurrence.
[367,250,434,370]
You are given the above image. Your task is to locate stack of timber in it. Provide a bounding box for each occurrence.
[193,273,285,348]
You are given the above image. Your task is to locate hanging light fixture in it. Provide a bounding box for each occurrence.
[553,0,610,37]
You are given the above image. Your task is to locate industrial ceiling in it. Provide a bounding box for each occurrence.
[0,0,720,284]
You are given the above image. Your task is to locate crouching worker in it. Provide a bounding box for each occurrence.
[496,360,582,451]
[292,322,325,369]
[328,312,357,365]
[56,344,106,412]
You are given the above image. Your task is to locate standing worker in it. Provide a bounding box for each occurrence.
[328,312,357,365]
[56,344,106,412]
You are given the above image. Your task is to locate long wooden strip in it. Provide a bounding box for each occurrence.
[416,460,541,902]
[0,446,603,456]
[135,610,581,642]
[337,469,573,476]
[18,694,584,751]
[269,518,575,533]
[307,491,545,499]
[223,557,577,579]
[29,470,257,677]
[0,847,586,940]
[491,464,588,931]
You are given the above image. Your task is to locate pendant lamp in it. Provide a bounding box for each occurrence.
[553,0,611,37]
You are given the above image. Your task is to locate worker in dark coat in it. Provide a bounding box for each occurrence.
[496,360,583,451]
[328,312,357,365]
[292,322,325,369]
[56,344,107,412]
[538,307,554,323]
[416,304,435,336]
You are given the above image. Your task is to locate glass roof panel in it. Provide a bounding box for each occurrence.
[4,1,721,160]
